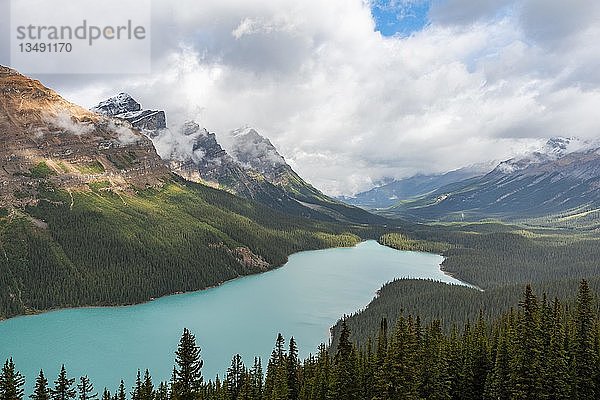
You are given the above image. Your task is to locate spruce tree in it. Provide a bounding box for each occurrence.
[329,319,358,400]
[510,285,541,399]
[77,377,97,400]
[0,358,25,400]
[101,389,110,400]
[141,370,154,400]
[226,354,244,400]
[173,329,204,400]
[116,381,126,400]
[30,370,50,400]
[286,338,299,400]
[573,279,596,399]
[131,371,142,400]
[51,366,76,400]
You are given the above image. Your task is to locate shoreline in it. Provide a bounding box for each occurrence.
[0,239,478,324]
[0,240,364,323]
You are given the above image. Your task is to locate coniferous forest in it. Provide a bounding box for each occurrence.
[2,281,599,400]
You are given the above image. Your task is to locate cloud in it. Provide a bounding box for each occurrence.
[46,111,94,135]
[3,0,600,196]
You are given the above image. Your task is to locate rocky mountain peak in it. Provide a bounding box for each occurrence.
[0,67,169,207]
[91,93,141,116]
[91,94,166,137]
[494,137,592,174]
[227,127,287,176]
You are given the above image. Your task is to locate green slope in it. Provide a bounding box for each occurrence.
[0,177,361,319]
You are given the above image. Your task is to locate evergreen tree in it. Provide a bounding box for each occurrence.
[226,355,244,400]
[510,285,541,399]
[249,358,262,400]
[51,366,76,400]
[286,338,299,400]
[329,320,358,400]
[77,377,97,400]
[0,358,25,400]
[173,329,204,400]
[383,315,418,400]
[30,370,50,400]
[141,370,154,400]
[101,389,110,400]
[116,381,126,400]
[573,279,596,399]
[154,383,168,400]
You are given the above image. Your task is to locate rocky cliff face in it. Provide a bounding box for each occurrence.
[91,93,166,137]
[91,94,382,223]
[0,66,169,207]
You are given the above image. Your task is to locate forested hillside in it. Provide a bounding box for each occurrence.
[0,177,362,319]
[2,282,598,400]
[333,223,600,344]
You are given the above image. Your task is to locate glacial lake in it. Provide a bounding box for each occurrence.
[0,240,469,392]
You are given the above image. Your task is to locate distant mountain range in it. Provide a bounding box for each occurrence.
[339,163,496,209]
[379,138,600,227]
[92,93,383,224]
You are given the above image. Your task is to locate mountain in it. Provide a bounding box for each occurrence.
[0,66,365,319]
[92,95,384,224]
[0,66,169,208]
[386,140,600,226]
[340,163,494,209]
[91,93,166,137]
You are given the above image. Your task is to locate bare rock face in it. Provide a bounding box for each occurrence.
[0,66,170,207]
[91,93,166,137]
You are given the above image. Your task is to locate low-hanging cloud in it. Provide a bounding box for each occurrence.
[6,0,600,196]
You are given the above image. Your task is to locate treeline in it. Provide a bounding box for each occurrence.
[0,180,360,319]
[379,229,600,290]
[2,282,599,400]
[333,227,600,345]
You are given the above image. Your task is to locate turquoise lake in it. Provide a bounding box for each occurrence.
[0,240,469,392]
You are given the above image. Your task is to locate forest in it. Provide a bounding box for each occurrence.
[1,281,598,400]
[332,225,600,344]
[0,179,362,319]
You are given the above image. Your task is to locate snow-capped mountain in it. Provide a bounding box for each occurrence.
[92,93,166,137]
[0,68,168,207]
[494,137,591,174]
[91,95,382,224]
[225,127,287,179]
[387,141,600,223]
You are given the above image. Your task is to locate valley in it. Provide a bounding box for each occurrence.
[1,64,600,400]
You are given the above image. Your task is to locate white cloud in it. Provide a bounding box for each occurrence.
[6,0,600,196]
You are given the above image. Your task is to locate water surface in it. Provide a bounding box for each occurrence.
[0,240,468,392]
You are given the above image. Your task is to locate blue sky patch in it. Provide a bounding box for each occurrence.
[371,0,430,37]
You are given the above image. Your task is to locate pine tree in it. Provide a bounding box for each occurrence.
[249,358,262,400]
[30,370,50,400]
[116,381,126,400]
[226,354,244,400]
[141,370,154,400]
[173,329,204,400]
[418,320,450,400]
[77,377,97,400]
[329,319,358,400]
[286,338,299,400]
[510,285,541,399]
[154,383,168,400]
[131,371,142,400]
[0,358,25,400]
[51,366,76,400]
[573,279,596,399]
[383,315,418,399]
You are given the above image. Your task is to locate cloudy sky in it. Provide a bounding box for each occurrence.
[1,0,600,195]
